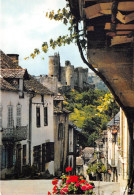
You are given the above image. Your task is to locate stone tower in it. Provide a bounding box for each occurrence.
[48,53,60,80]
[65,61,74,89]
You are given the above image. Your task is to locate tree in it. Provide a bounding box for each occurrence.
[63,89,119,147]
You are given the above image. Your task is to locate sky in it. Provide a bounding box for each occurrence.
[1,0,91,76]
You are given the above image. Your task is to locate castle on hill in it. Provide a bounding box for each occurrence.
[37,53,91,93]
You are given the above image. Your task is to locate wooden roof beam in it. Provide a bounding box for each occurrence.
[111,36,133,46]
[117,12,134,24]
[105,23,134,31]
[84,2,134,19]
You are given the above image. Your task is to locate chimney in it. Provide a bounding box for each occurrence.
[7,54,19,66]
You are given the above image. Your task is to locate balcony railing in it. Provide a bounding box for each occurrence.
[2,126,28,142]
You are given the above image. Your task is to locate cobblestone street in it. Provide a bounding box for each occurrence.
[0,180,122,195]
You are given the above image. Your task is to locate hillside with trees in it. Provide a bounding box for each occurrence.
[63,88,119,147]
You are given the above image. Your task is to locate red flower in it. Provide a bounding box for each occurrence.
[53,185,58,194]
[85,183,93,190]
[80,179,86,184]
[60,187,68,194]
[65,167,72,172]
[66,179,71,184]
[75,183,80,187]
[81,185,87,191]
[48,192,51,195]
[52,179,58,185]
[63,188,68,192]
[70,175,79,183]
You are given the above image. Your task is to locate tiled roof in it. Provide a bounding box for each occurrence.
[0,50,54,95]
[24,75,53,95]
[76,157,84,166]
[88,157,97,164]
[53,94,64,101]
[1,69,28,79]
[107,112,120,127]
[0,78,18,91]
[83,147,94,155]
[0,50,21,69]
[54,106,70,114]
[69,121,82,132]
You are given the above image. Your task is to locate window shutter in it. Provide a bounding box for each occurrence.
[8,105,13,128]
[16,104,21,126]
[0,105,2,130]
[44,107,48,126]
[36,107,41,127]
[45,142,54,162]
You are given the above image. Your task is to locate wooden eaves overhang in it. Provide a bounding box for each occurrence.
[69,0,134,120]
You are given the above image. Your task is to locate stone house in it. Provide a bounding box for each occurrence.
[107,112,120,182]
[53,94,70,176]
[68,121,82,174]
[0,50,54,178]
[76,156,84,175]
[82,147,95,164]
[118,108,129,193]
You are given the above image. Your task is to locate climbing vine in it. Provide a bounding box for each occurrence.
[25,2,86,60]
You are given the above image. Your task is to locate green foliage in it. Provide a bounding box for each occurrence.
[86,161,107,175]
[63,88,119,147]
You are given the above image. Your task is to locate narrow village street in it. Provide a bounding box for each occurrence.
[1,0,134,194]
[0,180,121,195]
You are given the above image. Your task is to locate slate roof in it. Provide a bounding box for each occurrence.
[0,78,18,91]
[54,107,70,114]
[0,50,22,69]
[1,69,28,79]
[0,50,54,95]
[107,112,120,127]
[83,147,94,159]
[69,121,82,132]
[53,94,64,101]
[24,75,53,95]
[88,157,97,164]
[76,157,84,166]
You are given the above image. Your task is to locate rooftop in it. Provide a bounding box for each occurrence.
[0,50,53,95]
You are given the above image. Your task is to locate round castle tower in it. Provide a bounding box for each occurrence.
[49,53,60,81]
[65,60,74,89]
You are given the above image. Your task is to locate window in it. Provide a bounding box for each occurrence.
[23,145,26,165]
[36,107,40,127]
[33,145,41,171]
[8,105,13,128]
[16,104,21,126]
[58,123,64,140]
[42,142,54,163]
[0,105,2,130]
[44,107,48,126]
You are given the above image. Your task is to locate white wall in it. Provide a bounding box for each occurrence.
[31,94,54,147]
[30,94,54,174]
[1,91,29,128]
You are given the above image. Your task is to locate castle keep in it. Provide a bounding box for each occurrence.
[40,53,89,93]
